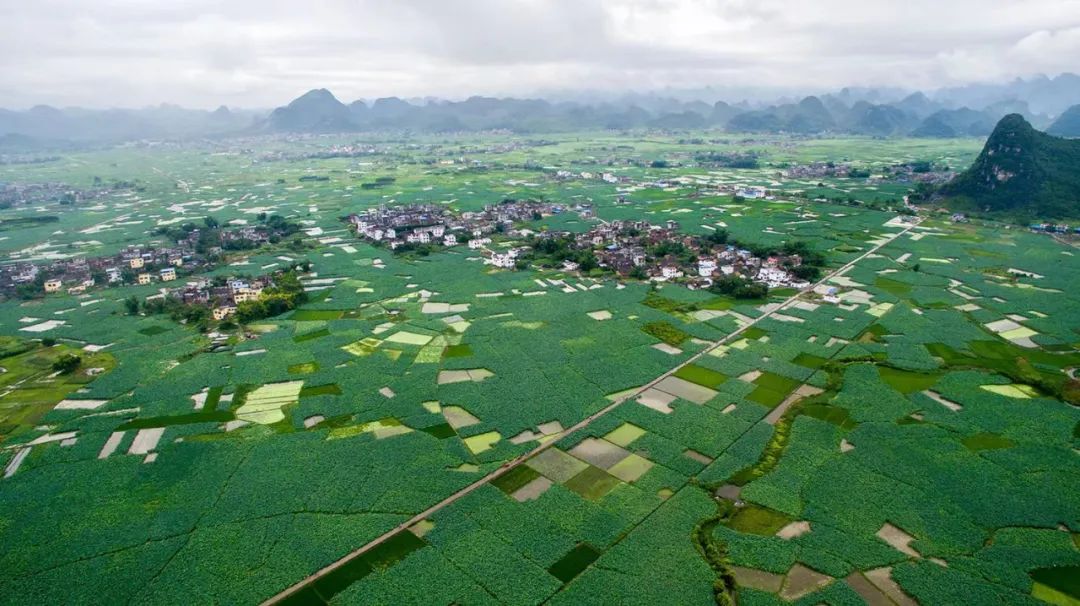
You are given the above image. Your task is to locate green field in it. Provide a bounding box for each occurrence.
[0,131,1077,605]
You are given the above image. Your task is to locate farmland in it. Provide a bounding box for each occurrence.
[0,130,1078,606]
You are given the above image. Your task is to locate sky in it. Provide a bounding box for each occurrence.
[2,0,1079,109]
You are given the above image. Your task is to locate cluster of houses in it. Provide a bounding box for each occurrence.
[553,170,623,185]
[0,181,108,207]
[346,201,810,290]
[345,200,595,251]
[219,225,273,248]
[881,162,955,185]
[782,162,855,179]
[1030,223,1080,235]
[537,219,812,290]
[0,244,205,298]
[168,276,269,320]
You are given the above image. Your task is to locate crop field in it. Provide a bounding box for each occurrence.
[0,131,1077,606]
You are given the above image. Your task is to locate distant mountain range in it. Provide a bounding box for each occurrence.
[938,114,1080,218]
[2,74,1079,146]
[0,104,259,148]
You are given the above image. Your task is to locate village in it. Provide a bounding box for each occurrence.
[345,199,594,252]
[0,179,127,208]
[0,244,203,299]
[164,273,276,322]
[345,201,814,292]
[0,217,301,299]
[527,218,815,291]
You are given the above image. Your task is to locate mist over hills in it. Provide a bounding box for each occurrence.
[1047,104,1080,138]
[2,74,1079,147]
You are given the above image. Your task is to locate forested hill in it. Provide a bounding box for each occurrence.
[938,114,1080,218]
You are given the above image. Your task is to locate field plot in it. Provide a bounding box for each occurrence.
[0,132,1077,606]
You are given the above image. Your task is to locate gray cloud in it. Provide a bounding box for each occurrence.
[1,0,1078,108]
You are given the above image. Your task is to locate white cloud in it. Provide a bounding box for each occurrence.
[0,0,1078,108]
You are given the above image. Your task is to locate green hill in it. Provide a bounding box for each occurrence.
[938,114,1080,218]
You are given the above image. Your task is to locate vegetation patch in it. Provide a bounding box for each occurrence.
[287,361,319,374]
[962,432,1016,452]
[491,465,541,495]
[725,503,793,536]
[235,381,303,425]
[643,321,690,346]
[793,353,829,369]
[981,383,1039,398]
[299,383,341,398]
[462,431,500,454]
[281,531,427,605]
[878,366,941,394]
[548,543,602,584]
[742,326,768,340]
[1031,566,1080,606]
[289,309,346,321]
[674,364,728,389]
[747,372,801,407]
[442,343,473,359]
[293,328,331,343]
[800,403,856,430]
[564,465,622,501]
[419,422,456,439]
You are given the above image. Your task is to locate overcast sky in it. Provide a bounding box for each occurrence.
[2,0,1079,109]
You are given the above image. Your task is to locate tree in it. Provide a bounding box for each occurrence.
[124,296,140,315]
[203,216,220,229]
[577,252,599,272]
[51,353,81,374]
[710,275,768,300]
[791,265,821,281]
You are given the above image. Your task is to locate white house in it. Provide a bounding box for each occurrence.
[661,265,682,280]
[443,234,457,246]
[489,253,515,269]
[233,288,262,303]
[697,259,717,277]
[44,278,62,293]
[737,186,767,199]
[406,231,431,245]
[756,267,789,288]
[213,306,236,320]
